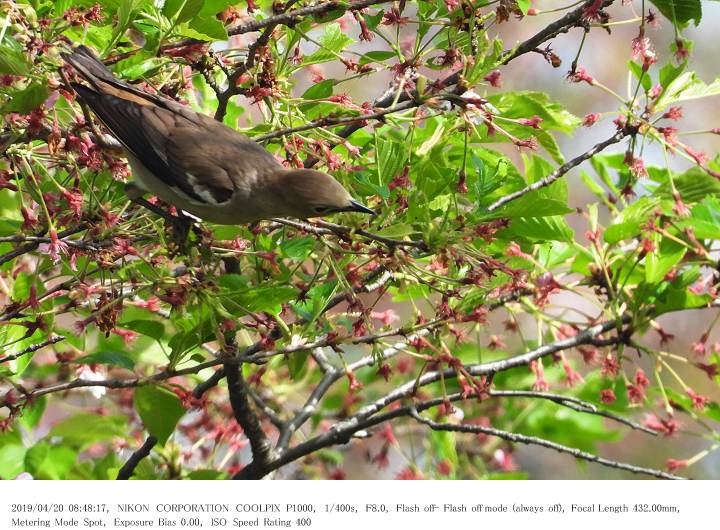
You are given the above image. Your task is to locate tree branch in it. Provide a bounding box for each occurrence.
[227,0,393,37]
[254,100,418,142]
[116,435,157,480]
[0,335,65,364]
[408,406,679,480]
[224,361,275,480]
[238,318,629,477]
[500,1,616,65]
[487,126,636,212]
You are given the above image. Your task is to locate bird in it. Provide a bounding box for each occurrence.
[62,46,374,225]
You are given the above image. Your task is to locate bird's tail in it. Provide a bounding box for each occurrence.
[62,46,118,90]
[62,45,157,107]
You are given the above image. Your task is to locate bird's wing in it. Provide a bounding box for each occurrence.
[73,84,282,205]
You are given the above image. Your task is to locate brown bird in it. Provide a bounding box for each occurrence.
[63,46,374,225]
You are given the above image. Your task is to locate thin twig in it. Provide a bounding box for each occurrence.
[500,1,616,65]
[271,217,427,250]
[408,406,679,480]
[254,100,418,142]
[487,127,635,211]
[0,224,88,267]
[0,335,65,364]
[228,0,393,37]
[487,390,657,435]
[191,267,391,398]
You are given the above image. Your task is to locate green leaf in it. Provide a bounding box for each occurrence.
[134,386,186,445]
[376,223,418,238]
[198,0,235,17]
[604,197,660,244]
[682,197,720,239]
[288,350,309,380]
[0,219,22,237]
[188,469,227,479]
[24,443,76,480]
[313,7,347,23]
[0,46,31,75]
[654,166,720,203]
[280,236,316,261]
[163,0,204,23]
[5,84,49,114]
[535,130,565,164]
[506,216,574,242]
[12,272,30,303]
[659,61,686,90]
[112,0,139,49]
[655,71,720,111]
[185,16,229,41]
[75,351,135,370]
[121,319,166,341]
[375,135,405,184]
[645,238,686,283]
[301,79,334,100]
[650,0,702,27]
[0,444,27,479]
[19,396,47,430]
[516,0,531,15]
[493,195,573,219]
[487,91,579,134]
[359,50,396,66]
[49,413,128,447]
[220,283,298,314]
[302,23,354,65]
[429,430,458,472]
[628,60,652,92]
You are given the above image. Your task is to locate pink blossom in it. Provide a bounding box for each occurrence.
[601,354,620,378]
[41,230,69,264]
[370,309,400,326]
[582,113,600,127]
[483,70,502,88]
[663,106,683,120]
[518,116,543,129]
[643,414,680,436]
[666,459,688,472]
[530,359,549,392]
[687,389,710,410]
[567,66,594,85]
[111,328,139,345]
[600,389,616,404]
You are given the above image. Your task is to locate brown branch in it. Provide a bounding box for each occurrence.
[275,288,530,451]
[408,406,679,480]
[0,224,88,267]
[236,317,629,477]
[224,361,275,480]
[191,266,391,398]
[254,100,418,142]
[103,1,393,66]
[500,1,616,65]
[487,126,636,212]
[214,25,276,122]
[116,435,157,480]
[227,0,393,37]
[271,217,428,250]
[486,390,657,435]
[0,336,66,364]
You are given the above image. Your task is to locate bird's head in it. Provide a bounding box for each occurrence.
[270,169,375,219]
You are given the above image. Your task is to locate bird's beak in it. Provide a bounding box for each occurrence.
[345,199,376,215]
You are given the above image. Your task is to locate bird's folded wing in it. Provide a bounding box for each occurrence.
[73,84,282,205]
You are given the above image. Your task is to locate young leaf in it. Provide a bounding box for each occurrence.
[134,386,186,445]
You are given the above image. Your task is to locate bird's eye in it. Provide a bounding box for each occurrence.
[313,206,330,214]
